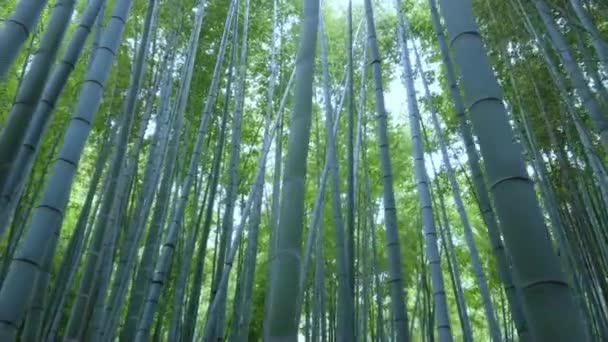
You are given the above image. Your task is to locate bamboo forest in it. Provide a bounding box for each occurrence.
[1,0,608,340]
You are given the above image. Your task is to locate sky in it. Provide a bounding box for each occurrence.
[327,0,453,132]
[326,0,467,176]
[328,0,408,121]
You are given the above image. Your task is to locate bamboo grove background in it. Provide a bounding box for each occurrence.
[0,0,607,341]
